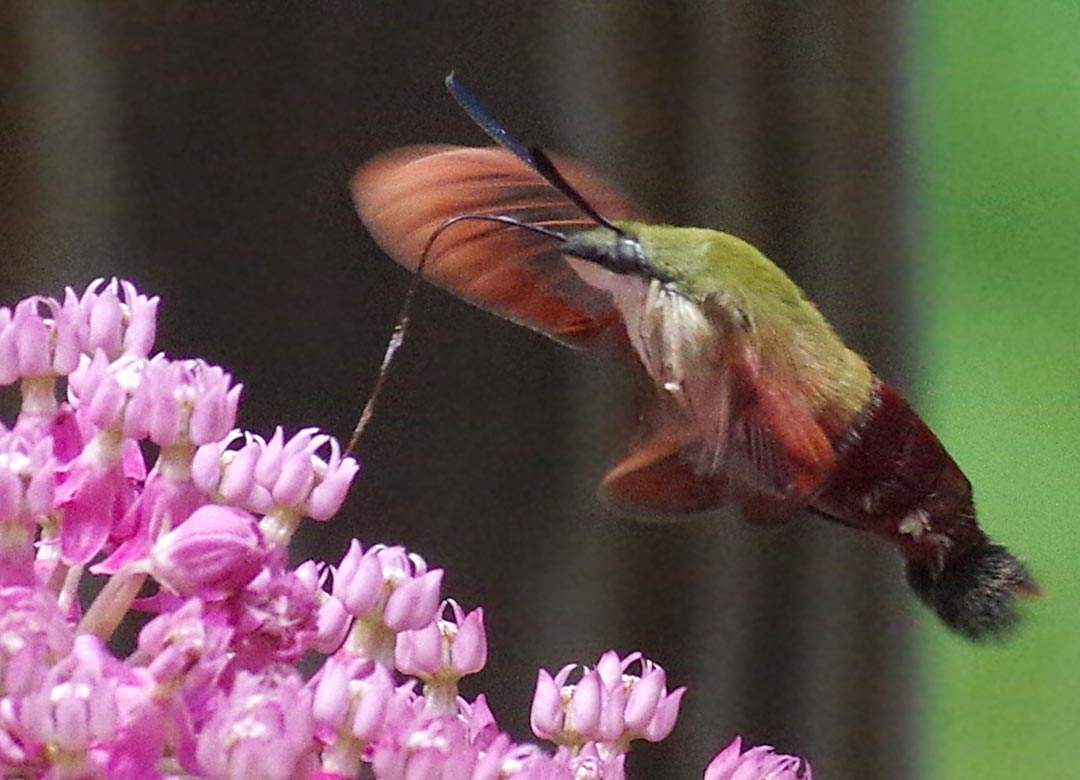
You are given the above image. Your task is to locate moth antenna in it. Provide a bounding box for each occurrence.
[445,72,627,236]
[345,214,565,455]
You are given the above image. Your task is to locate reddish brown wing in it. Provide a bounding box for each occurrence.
[598,304,838,521]
[352,145,641,348]
[601,403,835,522]
[600,434,732,515]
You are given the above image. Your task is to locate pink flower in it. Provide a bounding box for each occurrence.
[393,596,486,713]
[704,737,813,780]
[253,428,356,519]
[369,710,488,780]
[0,586,75,698]
[67,352,142,433]
[396,599,487,714]
[2,634,162,778]
[226,567,334,669]
[0,279,762,780]
[0,297,68,383]
[371,700,573,780]
[597,651,684,743]
[150,505,268,599]
[335,542,443,629]
[192,430,266,509]
[193,427,359,538]
[93,460,207,574]
[0,432,56,585]
[61,278,158,362]
[333,541,443,666]
[557,742,626,780]
[131,600,230,772]
[68,350,236,458]
[458,694,501,749]
[310,653,395,778]
[293,560,351,655]
[54,430,143,567]
[396,599,487,679]
[123,355,242,448]
[0,279,157,385]
[137,599,232,706]
[530,651,686,752]
[63,353,239,572]
[195,667,317,780]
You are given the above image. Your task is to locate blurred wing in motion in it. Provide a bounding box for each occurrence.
[597,285,838,520]
[352,145,642,348]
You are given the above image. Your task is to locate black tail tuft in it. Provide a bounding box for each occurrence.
[907,543,1039,641]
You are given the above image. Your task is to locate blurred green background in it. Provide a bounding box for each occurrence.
[919,2,1080,778]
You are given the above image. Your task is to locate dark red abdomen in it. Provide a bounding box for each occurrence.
[811,379,987,572]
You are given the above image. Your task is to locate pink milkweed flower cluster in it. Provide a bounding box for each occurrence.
[704,737,813,780]
[0,279,813,780]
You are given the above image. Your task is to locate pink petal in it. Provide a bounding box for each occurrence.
[254,427,285,486]
[595,650,626,688]
[0,309,18,385]
[306,456,359,521]
[219,441,260,505]
[569,670,602,739]
[384,569,443,631]
[624,667,665,732]
[333,541,384,617]
[704,737,745,780]
[311,657,353,731]
[450,608,487,675]
[351,665,393,743]
[529,670,564,740]
[395,621,443,677]
[642,687,685,742]
[270,449,314,508]
[14,306,50,377]
[596,675,626,741]
[87,288,122,355]
[0,469,21,520]
[121,281,158,357]
[313,596,350,654]
[191,443,224,494]
[53,694,90,751]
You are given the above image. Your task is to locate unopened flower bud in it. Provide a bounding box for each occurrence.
[150,505,267,598]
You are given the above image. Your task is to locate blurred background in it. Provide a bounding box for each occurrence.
[1,3,1076,779]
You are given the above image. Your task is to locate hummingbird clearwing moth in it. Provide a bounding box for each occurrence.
[351,75,1039,640]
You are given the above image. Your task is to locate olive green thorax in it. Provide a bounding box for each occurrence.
[569,221,874,428]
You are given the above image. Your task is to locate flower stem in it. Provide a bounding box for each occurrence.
[422,680,460,717]
[56,563,82,613]
[320,738,364,779]
[345,617,396,667]
[20,375,58,419]
[78,569,148,639]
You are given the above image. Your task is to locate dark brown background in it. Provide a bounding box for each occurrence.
[1,3,915,779]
